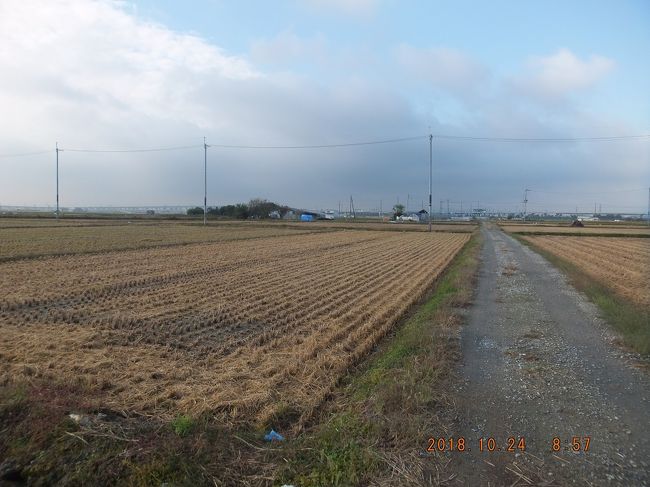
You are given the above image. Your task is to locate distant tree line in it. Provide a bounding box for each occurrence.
[187,198,291,220]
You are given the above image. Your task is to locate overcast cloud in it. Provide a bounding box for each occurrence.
[0,0,648,213]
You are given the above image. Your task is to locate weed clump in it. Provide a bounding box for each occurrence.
[171,415,194,437]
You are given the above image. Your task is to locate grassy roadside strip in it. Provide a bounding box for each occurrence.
[275,232,481,486]
[514,235,650,355]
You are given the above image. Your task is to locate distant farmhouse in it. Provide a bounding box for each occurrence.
[399,209,428,222]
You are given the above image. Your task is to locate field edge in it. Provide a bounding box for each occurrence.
[275,230,481,486]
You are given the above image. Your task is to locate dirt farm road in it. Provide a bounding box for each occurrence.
[445,224,649,486]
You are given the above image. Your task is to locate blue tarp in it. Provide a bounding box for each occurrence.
[300,214,314,222]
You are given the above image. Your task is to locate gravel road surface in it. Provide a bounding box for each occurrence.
[444,224,649,486]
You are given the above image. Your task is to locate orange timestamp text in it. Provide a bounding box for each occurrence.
[551,436,590,452]
[426,436,526,453]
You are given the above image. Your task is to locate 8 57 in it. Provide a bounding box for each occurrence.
[552,436,591,452]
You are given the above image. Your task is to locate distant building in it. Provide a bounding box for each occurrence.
[397,214,415,222]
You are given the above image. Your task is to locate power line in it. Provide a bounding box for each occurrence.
[56,137,426,153]
[529,188,647,195]
[0,150,51,158]
[62,145,202,153]
[208,135,426,149]
[2,132,649,156]
[432,134,650,142]
[198,133,650,149]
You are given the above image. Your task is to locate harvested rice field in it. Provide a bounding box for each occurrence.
[0,218,126,228]
[500,223,650,236]
[0,229,470,426]
[521,235,650,307]
[280,220,477,232]
[0,223,321,260]
[0,217,476,261]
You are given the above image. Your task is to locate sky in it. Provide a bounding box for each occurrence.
[0,0,649,214]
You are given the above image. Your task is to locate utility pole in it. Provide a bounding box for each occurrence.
[407,193,410,213]
[55,142,60,220]
[428,134,433,232]
[338,200,341,216]
[203,137,208,226]
[647,188,650,226]
[379,199,382,219]
[447,199,450,217]
[523,188,529,221]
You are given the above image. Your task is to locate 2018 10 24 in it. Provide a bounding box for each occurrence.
[427,436,591,453]
[426,436,526,452]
